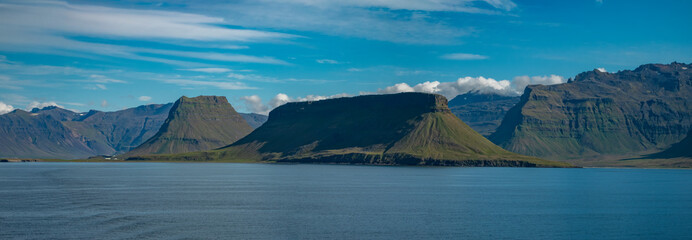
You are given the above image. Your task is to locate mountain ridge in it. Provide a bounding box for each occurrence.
[130,93,571,167]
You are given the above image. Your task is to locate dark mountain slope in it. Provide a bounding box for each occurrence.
[131,93,570,167]
[448,92,520,136]
[124,96,253,156]
[0,109,95,159]
[651,129,692,158]
[64,103,173,155]
[490,63,692,161]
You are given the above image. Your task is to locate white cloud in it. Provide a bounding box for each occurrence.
[596,68,607,73]
[100,100,109,107]
[316,59,340,64]
[0,102,15,114]
[240,95,270,114]
[138,96,152,101]
[376,75,566,98]
[26,101,63,110]
[182,68,233,73]
[241,93,350,114]
[95,84,107,90]
[441,53,489,60]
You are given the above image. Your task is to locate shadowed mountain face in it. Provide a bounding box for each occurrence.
[0,109,95,159]
[448,92,520,136]
[0,104,172,159]
[64,103,173,155]
[124,96,253,156]
[490,63,692,161]
[132,93,570,167]
[652,129,692,158]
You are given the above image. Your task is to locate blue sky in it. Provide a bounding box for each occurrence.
[0,0,690,114]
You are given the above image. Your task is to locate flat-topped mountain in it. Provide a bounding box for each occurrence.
[131,93,570,167]
[124,96,253,156]
[448,92,520,136]
[489,62,692,162]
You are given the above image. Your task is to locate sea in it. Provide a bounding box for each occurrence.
[0,163,690,239]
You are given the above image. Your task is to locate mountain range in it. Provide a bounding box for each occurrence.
[0,98,266,159]
[129,93,571,167]
[489,62,692,164]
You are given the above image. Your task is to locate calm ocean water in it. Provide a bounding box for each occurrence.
[0,163,690,239]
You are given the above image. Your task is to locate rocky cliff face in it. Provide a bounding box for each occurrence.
[132,93,570,167]
[489,63,692,160]
[124,96,253,156]
[448,92,520,136]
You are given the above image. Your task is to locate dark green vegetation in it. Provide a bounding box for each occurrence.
[124,96,253,156]
[448,92,519,136]
[489,63,692,166]
[131,93,571,167]
[0,104,172,159]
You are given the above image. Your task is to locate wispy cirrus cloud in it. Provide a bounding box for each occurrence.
[207,0,516,44]
[441,53,489,60]
[161,79,256,90]
[0,1,296,65]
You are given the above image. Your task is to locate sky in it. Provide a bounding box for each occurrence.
[0,0,690,114]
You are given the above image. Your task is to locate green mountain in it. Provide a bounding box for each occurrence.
[131,93,570,167]
[0,109,96,159]
[489,62,692,162]
[448,92,520,136]
[124,96,253,156]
